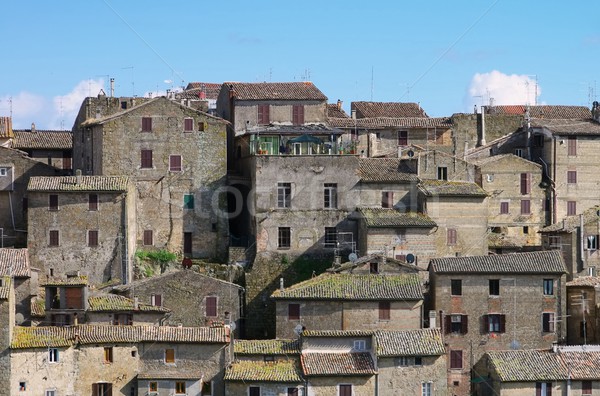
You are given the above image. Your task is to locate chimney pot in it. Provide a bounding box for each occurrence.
[31,123,36,133]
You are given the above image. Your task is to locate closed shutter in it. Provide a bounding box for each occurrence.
[141,150,153,168]
[520,173,530,194]
[461,315,468,334]
[500,315,506,333]
[445,314,452,334]
[143,230,153,246]
[288,304,300,320]
[379,301,390,320]
[142,117,152,132]
[206,296,217,317]
[65,287,83,309]
[170,155,182,172]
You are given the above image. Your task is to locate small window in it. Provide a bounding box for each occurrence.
[292,105,304,125]
[120,101,128,110]
[582,380,592,396]
[542,312,555,333]
[151,294,162,307]
[533,134,544,147]
[567,170,577,184]
[521,199,531,215]
[141,149,153,168]
[489,279,500,296]
[143,230,153,246]
[46,390,56,396]
[396,356,411,366]
[183,194,194,210]
[49,348,59,363]
[278,227,291,249]
[437,166,448,181]
[287,388,299,396]
[451,279,462,296]
[258,105,270,125]
[567,136,577,156]
[277,183,292,208]
[587,235,599,250]
[169,155,182,172]
[414,356,423,366]
[324,183,338,209]
[89,194,98,211]
[49,194,59,211]
[353,340,366,351]
[88,230,99,247]
[567,201,577,216]
[104,347,113,363]
[165,348,175,363]
[500,201,509,214]
[141,117,152,132]
[543,279,554,296]
[183,232,192,255]
[450,350,463,369]
[379,301,391,320]
[206,296,218,317]
[397,130,408,146]
[324,227,337,248]
[381,191,394,208]
[19,382,26,391]
[536,382,552,396]
[184,118,194,132]
[447,228,457,246]
[339,384,352,396]
[514,148,523,157]
[0,168,7,176]
[520,173,531,195]
[422,382,432,396]
[49,230,60,247]
[175,382,186,395]
[523,226,530,234]
[484,314,506,333]
[288,303,300,320]
[149,382,158,393]
[249,386,261,396]
[370,262,379,274]
[447,314,468,334]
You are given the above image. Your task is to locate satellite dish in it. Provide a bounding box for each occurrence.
[406,253,415,264]
[15,313,24,325]
[228,322,237,332]
[293,324,305,336]
[407,150,415,158]
[348,253,358,262]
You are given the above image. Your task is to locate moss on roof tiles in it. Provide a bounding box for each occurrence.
[87,294,170,313]
[357,208,436,228]
[418,179,487,197]
[375,329,445,357]
[28,176,129,192]
[234,339,300,355]
[224,360,303,382]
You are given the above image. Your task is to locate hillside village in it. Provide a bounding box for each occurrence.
[1,81,600,395]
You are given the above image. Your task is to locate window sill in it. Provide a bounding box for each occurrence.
[278,247,291,250]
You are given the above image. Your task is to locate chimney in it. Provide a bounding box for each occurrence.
[110,78,115,97]
[337,99,343,110]
[428,310,437,328]
[134,296,139,311]
[31,123,36,133]
[351,109,357,120]
[75,169,82,185]
[552,342,558,353]
[73,312,78,326]
[479,106,486,146]
[280,278,284,292]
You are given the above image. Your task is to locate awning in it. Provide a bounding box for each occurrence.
[288,134,323,144]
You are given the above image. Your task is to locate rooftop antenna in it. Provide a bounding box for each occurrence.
[589,81,597,108]
[122,66,135,96]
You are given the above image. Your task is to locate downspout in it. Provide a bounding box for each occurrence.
[538,157,556,226]
[553,136,557,224]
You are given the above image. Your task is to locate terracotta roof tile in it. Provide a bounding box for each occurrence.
[179,82,222,100]
[329,117,451,129]
[430,250,567,274]
[137,370,204,380]
[531,118,600,135]
[566,276,600,287]
[42,276,88,286]
[487,105,591,119]
[301,352,376,376]
[0,117,13,138]
[357,208,436,228]
[224,360,303,382]
[234,339,301,355]
[0,248,30,277]
[0,279,10,299]
[226,82,327,101]
[28,176,129,192]
[87,294,170,313]
[30,297,45,317]
[272,273,423,301]
[327,104,349,118]
[302,330,374,338]
[561,351,600,379]
[418,179,488,197]
[358,158,418,183]
[375,329,445,357]
[541,205,600,233]
[352,102,428,118]
[13,130,72,149]
[486,350,567,381]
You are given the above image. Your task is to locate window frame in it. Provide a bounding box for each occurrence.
[143,230,153,246]
[339,384,352,396]
[141,117,152,132]
[103,346,113,363]
[447,314,468,334]
[567,170,577,184]
[184,118,194,132]
[397,130,408,146]
[206,296,218,317]
[567,200,577,216]
[521,199,531,215]
[151,294,162,307]
[484,313,506,333]
[381,191,394,208]
[149,382,158,393]
[447,228,457,245]
[422,382,432,396]
[500,201,509,214]
[49,194,59,211]
[48,348,59,363]
[183,194,194,210]
[141,149,153,169]
[437,166,448,181]
[449,350,463,369]
[49,230,60,247]
[89,193,98,211]
[175,382,186,395]
[542,312,556,333]
[278,227,291,249]
[169,154,183,172]
[88,230,99,247]
[543,279,554,296]
[353,339,366,351]
[379,301,391,321]
[288,303,300,320]
[324,183,338,209]
[277,182,292,209]
[489,279,500,296]
[165,348,175,364]
[451,279,462,296]
[324,227,337,248]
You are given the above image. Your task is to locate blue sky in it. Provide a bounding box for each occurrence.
[1,1,598,129]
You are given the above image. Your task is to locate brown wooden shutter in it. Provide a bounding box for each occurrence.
[165,348,175,363]
[379,301,391,320]
[141,150,153,168]
[88,230,98,247]
[461,315,468,334]
[49,230,59,246]
[288,303,300,320]
[143,230,153,245]
[142,117,152,132]
[65,287,83,309]
[170,155,182,172]
[500,314,506,333]
[92,383,99,396]
[206,296,217,317]
[483,315,489,333]
[520,173,530,194]
[445,314,452,334]
[89,194,98,211]
[184,118,193,131]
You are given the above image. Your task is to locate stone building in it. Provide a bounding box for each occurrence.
[41,275,88,326]
[565,276,600,345]
[0,248,37,326]
[474,346,600,396]
[26,175,135,285]
[428,250,568,395]
[0,277,14,396]
[12,126,73,172]
[175,82,222,115]
[86,294,170,326]
[110,269,244,334]
[272,272,424,338]
[0,146,61,247]
[73,96,229,261]
[473,154,545,252]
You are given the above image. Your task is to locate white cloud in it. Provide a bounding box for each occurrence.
[51,79,104,130]
[464,71,541,111]
[0,91,48,129]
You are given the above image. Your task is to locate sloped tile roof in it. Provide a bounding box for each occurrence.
[226,82,327,101]
[375,329,445,357]
[271,273,423,301]
[418,179,488,197]
[0,248,30,277]
[0,117,13,138]
[327,104,349,118]
[540,205,600,233]
[111,269,243,293]
[357,158,418,182]
[42,276,88,286]
[352,102,428,118]
[28,175,129,192]
[531,118,600,135]
[88,294,170,313]
[566,276,600,287]
[329,117,451,129]
[0,281,10,300]
[302,330,374,338]
[429,250,567,274]
[487,105,591,119]
[561,351,600,379]
[179,82,222,99]
[244,123,341,136]
[357,208,437,228]
[30,297,45,317]
[301,352,376,376]
[234,339,301,355]
[137,370,204,380]
[472,153,541,169]
[224,360,303,382]
[486,350,567,381]
[12,325,229,348]
[13,130,72,149]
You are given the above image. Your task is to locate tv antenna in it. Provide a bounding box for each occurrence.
[122,66,135,96]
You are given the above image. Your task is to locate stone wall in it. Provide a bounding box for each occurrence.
[305,376,375,396]
[377,355,447,396]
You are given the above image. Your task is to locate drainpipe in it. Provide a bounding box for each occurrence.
[553,136,557,224]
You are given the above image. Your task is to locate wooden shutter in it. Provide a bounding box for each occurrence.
[258,105,270,124]
[183,232,192,255]
[62,151,72,170]
[49,195,58,210]
[292,105,304,125]
[461,315,468,334]
[141,150,153,168]
[49,230,59,246]
[445,314,452,334]
[520,173,530,194]
[89,194,98,211]
[568,137,577,156]
[288,303,300,320]
[184,118,194,131]
[500,315,506,333]
[170,155,182,172]
[165,348,175,363]
[88,230,98,247]
[65,287,83,309]
[483,315,489,333]
[93,383,99,396]
[142,117,152,132]
[379,301,391,320]
[339,385,352,396]
[206,296,217,317]
[143,230,153,246]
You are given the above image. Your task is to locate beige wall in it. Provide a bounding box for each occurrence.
[377,355,447,396]
[305,376,374,396]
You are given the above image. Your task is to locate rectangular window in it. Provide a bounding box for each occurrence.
[520,173,531,195]
[381,191,394,208]
[92,384,113,396]
[143,230,153,246]
[88,230,99,247]
[169,155,182,172]
[278,227,291,249]
[141,149,153,168]
[521,199,531,215]
[49,194,59,211]
[543,279,554,296]
[514,148,523,157]
[567,136,577,156]
[396,356,410,366]
[184,118,194,132]
[542,312,555,333]
[49,230,60,247]
[175,382,185,395]
[536,382,552,396]
[165,348,175,363]
[149,382,158,393]
[49,348,59,363]
[19,382,26,392]
[534,134,544,147]
[62,153,72,170]
[249,387,261,396]
[112,313,132,325]
[379,301,391,320]
[292,105,304,125]
[324,227,337,248]
[414,356,423,366]
[451,279,462,296]
[206,296,217,317]
[500,201,509,214]
[587,235,599,250]
[489,279,500,296]
[104,347,113,363]
[450,350,463,369]
[277,183,292,208]
[258,105,270,125]
[353,340,366,351]
[46,391,56,396]
[447,228,457,246]
[339,384,352,396]
[287,388,299,396]
[324,183,338,209]
[151,294,162,307]
[183,194,194,210]
[484,314,506,333]
[288,303,300,320]
[567,201,577,216]
[370,262,379,274]
[89,194,98,211]
[437,166,448,181]
[141,117,152,132]
[567,170,577,184]
[582,380,592,395]
[447,314,468,334]
[397,131,408,146]
[422,382,432,396]
[183,232,192,255]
